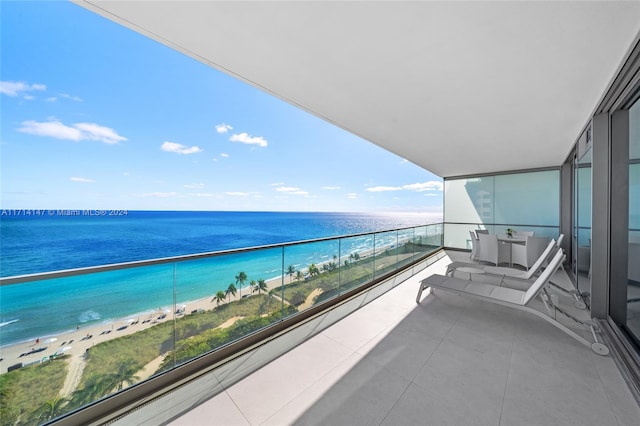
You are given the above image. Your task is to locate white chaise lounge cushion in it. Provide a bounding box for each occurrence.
[422,249,564,307]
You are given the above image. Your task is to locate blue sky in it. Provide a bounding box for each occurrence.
[1,1,443,216]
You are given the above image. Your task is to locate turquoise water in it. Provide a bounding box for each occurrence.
[0,211,436,346]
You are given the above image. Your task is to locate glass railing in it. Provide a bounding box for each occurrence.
[0,223,442,425]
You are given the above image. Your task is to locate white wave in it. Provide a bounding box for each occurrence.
[78,310,101,323]
[0,319,19,328]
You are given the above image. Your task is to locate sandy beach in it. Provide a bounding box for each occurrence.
[0,245,390,398]
[0,247,401,379]
[0,272,301,394]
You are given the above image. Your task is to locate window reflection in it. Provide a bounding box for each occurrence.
[627,98,640,342]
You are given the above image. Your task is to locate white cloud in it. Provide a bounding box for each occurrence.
[19,120,82,141]
[322,186,341,190]
[230,132,268,147]
[161,141,203,155]
[216,123,233,133]
[347,193,358,199]
[366,186,401,192]
[225,192,251,196]
[70,177,95,183]
[220,153,229,158]
[46,97,58,102]
[270,182,285,186]
[190,193,215,197]
[403,181,444,192]
[138,192,179,198]
[74,123,127,144]
[1,81,46,97]
[184,183,204,189]
[17,120,127,144]
[60,93,83,102]
[366,180,443,193]
[276,186,308,196]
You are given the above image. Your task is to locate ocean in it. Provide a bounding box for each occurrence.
[0,210,438,346]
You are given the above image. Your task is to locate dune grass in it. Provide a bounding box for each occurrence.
[0,356,68,426]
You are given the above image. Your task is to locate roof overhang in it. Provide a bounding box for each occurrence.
[73,1,640,177]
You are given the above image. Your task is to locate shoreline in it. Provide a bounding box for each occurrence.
[0,272,295,374]
[0,244,401,373]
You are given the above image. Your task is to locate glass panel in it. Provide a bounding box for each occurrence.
[494,171,560,226]
[627,99,640,342]
[169,248,285,370]
[373,230,398,279]
[576,163,592,296]
[397,228,416,269]
[0,264,175,417]
[338,235,374,293]
[411,225,442,258]
[282,240,340,313]
[444,177,494,223]
[444,171,560,249]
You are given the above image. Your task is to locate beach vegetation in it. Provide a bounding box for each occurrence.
[295,271,303,281]
[225,283,237,302]
[69,372,115,408]
[112,359,142,391]
[0,356,68,426]
[235,271,247,297]
[290,290,307,306]
[286,265,296,281]
[254,278,268,294]
[29,395,70,425]
[214,290,226,306]
[307,263,320,277]
[158,295,290,369]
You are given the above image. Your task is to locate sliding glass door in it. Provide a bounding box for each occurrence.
[626,98,640,344]
[573,127,592,299]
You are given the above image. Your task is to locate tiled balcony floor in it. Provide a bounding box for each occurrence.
[123,251,640,425]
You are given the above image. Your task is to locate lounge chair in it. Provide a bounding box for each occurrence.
[446,239,557,283]
[417,249,609,355]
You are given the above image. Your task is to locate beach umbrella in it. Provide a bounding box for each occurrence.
[45,337,58,344]
[59,346,72,353]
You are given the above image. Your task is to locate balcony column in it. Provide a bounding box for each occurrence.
[591,112,611,318]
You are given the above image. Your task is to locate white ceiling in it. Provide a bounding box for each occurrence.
[74,1,640,178]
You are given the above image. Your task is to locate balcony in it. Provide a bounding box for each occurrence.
[0,225,443,425]
[114,250,640,426]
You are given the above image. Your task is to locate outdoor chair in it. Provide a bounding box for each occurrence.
[511,236,549,270]
[477,233,510,266]
[417,249,609,356]
[514,230,535,237]
[469,230,480,260]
